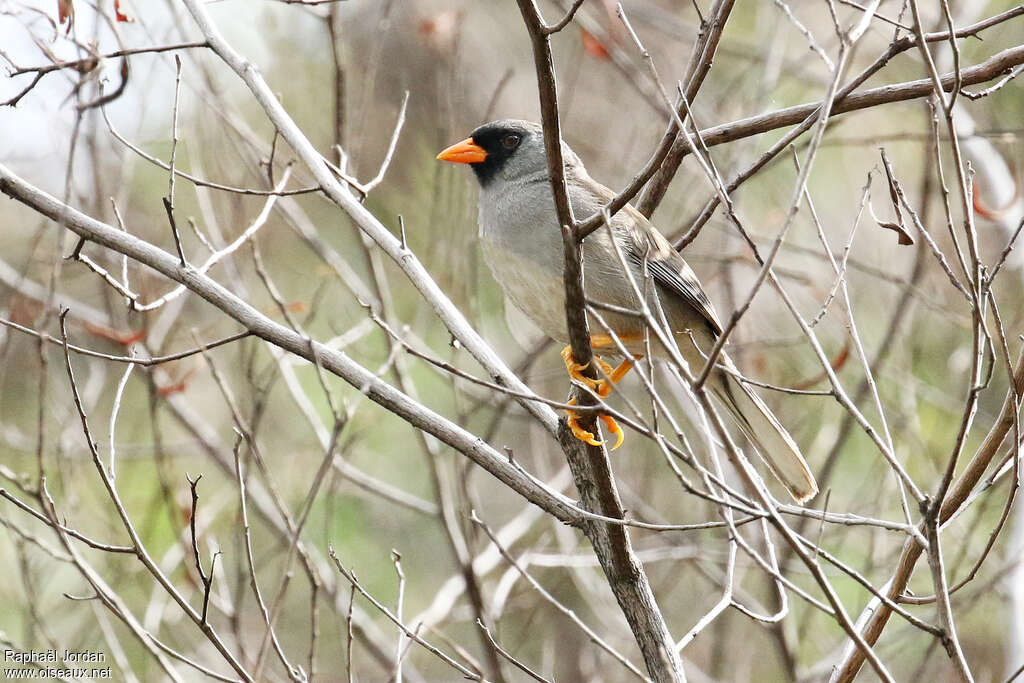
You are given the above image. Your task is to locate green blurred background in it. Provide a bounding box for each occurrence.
[1,0,1023,680]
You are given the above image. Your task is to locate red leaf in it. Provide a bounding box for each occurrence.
[973,183,988,218]
[580,29,610,59]
[793,340,850,390]
[418,10,459,53]
[82,322,147,346]
[114,0,133,23]
[157,381,187,397]
[158,367,197,397]
[973,176,1020,221]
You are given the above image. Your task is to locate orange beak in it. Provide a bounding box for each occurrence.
[436,137,487,164]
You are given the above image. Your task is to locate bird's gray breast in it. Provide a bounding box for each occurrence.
[477,178,573,342]
[477,178,649,346]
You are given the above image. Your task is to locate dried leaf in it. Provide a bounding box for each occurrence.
[831,342,851,373]
[157,367,197,397]
[580,29,610,59]
[877,148,914,246]
[418,10,459,53]
[793,339,851,390]
[157,381,188,397]
[876,220,915,246]
[57,0,74,34]
[114,0,134,23]
[973,176,1020,221]
[82,322,147,346]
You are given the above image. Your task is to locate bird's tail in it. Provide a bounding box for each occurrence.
[711,371,818,503]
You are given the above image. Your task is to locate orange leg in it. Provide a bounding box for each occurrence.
[606,357,637,385]
[561,335,643,450]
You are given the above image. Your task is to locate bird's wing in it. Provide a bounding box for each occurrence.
[573,173,724,336]
[622,210,724,336]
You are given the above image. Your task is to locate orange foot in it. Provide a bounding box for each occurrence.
[566,397,624,450]
[560,345,614,396]
[560,343,638,451]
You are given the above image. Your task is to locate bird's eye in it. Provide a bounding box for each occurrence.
[501,134,521,150]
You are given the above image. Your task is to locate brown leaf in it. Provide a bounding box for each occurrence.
[878,148,914,246]
[876,220,915,246]
[57,0,74,33]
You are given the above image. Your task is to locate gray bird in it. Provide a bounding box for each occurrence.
[438,120,817,503]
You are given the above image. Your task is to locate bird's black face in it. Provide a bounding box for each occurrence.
[437,122,536,188]
[465,123,528,187]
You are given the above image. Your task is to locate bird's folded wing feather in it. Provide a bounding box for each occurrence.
[574,173,724,336]
[624,217,724,336]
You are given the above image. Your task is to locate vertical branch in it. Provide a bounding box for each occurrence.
[514,2,685,681]
[346,584,357,683]
[923,512,974,682]
[164,55,187,266]
[392,550,407,683]
[107,359,134,481]
[186,474,218,626]
[326,5,346,153]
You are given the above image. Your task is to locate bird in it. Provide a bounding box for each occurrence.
[437,119,817,503]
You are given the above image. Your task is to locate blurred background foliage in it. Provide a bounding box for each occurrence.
[1,0,1023,681]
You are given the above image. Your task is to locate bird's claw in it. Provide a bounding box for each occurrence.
[561,346,625,450]
[560,347,613,397]
[566,398,623,451]
[566,398,603,446]
[598,413,624,451]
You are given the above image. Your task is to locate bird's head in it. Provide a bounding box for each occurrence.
[438,119,577,188]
